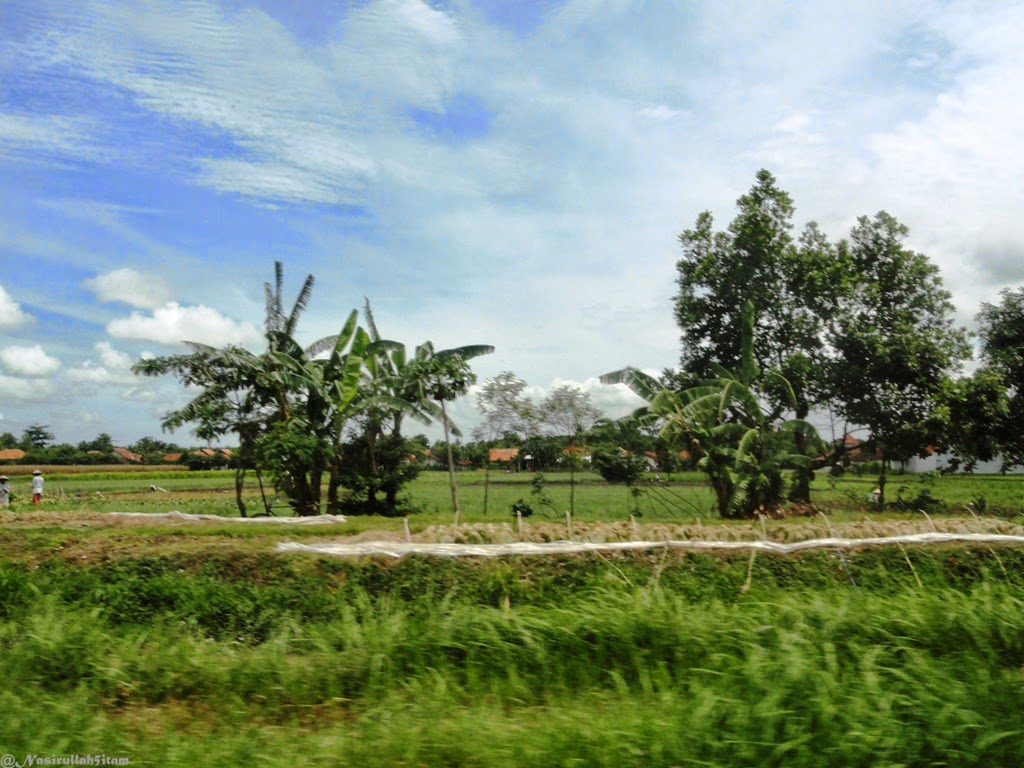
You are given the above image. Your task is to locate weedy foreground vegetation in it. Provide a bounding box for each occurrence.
[1,468,1023,766]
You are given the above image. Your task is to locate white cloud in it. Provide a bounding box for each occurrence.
[0,283,31,327]
[861,5,1024,300]
[0,113,101,162]
[106,302,262,346]
[14,0,481,206]
[96,341,132,370]
[0,345,60,377]
[21,0,383,206]
[0,375,55,401]
[65,342,136,385]
[84,268,172,309]
[65,365,119,385]
[75,410,103,426]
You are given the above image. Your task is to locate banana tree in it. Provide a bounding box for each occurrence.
[135,264,378,516]
[403,341,495,521]
[603,302,819,518]
[337,302,448,514]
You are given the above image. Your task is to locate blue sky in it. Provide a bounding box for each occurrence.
[1,0,1023,447]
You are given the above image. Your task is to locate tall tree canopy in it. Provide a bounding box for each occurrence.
[675,170,845,392]
[672,171,969,507]
[827,212,969,500]
[969,285,1024,468]
[674,170,848,500]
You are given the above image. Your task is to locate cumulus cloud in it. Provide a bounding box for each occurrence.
[84,268,172,309]
[65,342,136,385]
[0,345,61,377]
[75,411,103,426]
[96,341,133,370]
[0,283,31,327]
[0,375,55,401]
[106,302,262,346]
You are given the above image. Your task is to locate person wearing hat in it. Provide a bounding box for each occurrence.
[0,475,9,507]
[31,470,43,505]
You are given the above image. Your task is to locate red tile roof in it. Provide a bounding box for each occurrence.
[113,447,141,462]
[488,448,519,462]
[562,445,591,456]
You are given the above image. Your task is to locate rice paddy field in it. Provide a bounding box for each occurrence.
[1,466,1023,766]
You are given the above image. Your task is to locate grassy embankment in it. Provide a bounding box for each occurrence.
[0,545,1023,766]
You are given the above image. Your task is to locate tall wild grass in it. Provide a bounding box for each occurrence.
[0,550,1022,765]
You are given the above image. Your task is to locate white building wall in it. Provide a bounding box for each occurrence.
[904,453,1024,474]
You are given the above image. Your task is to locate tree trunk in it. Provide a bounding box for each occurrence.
[483,463,490,515]
[366,428,380,512]
[569,455,576,515]
[788,400,812,503]
[713,476,732,518]
[441,399,461,522]
[254,467,273,515]
[234,466,247,518]
[310,452,324,516]
[327,442,341,514]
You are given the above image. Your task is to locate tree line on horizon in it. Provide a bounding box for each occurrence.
[0,427,205,467]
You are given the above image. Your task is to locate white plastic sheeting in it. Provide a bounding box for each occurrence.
[275,531,1024,558]
[107,511,347,524]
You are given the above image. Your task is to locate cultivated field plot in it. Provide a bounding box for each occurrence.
[1,468,1023,766]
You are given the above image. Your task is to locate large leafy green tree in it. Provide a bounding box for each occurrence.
[967,285,1024,469]
[333,321,423,513]
[335,302,489,516]
[828,212,970,502]
[21,424,54,450]
[134,342,268,514]
[674,170,848,501]
[257,308,373,515]
[934,367,1012,471]
[674,172,971,505]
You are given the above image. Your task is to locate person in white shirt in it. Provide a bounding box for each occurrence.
[31,470,43,505]
[0,475,9,507]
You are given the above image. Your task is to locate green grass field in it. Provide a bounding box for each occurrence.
[1,466,1023,766]
[11,465,1024,522]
